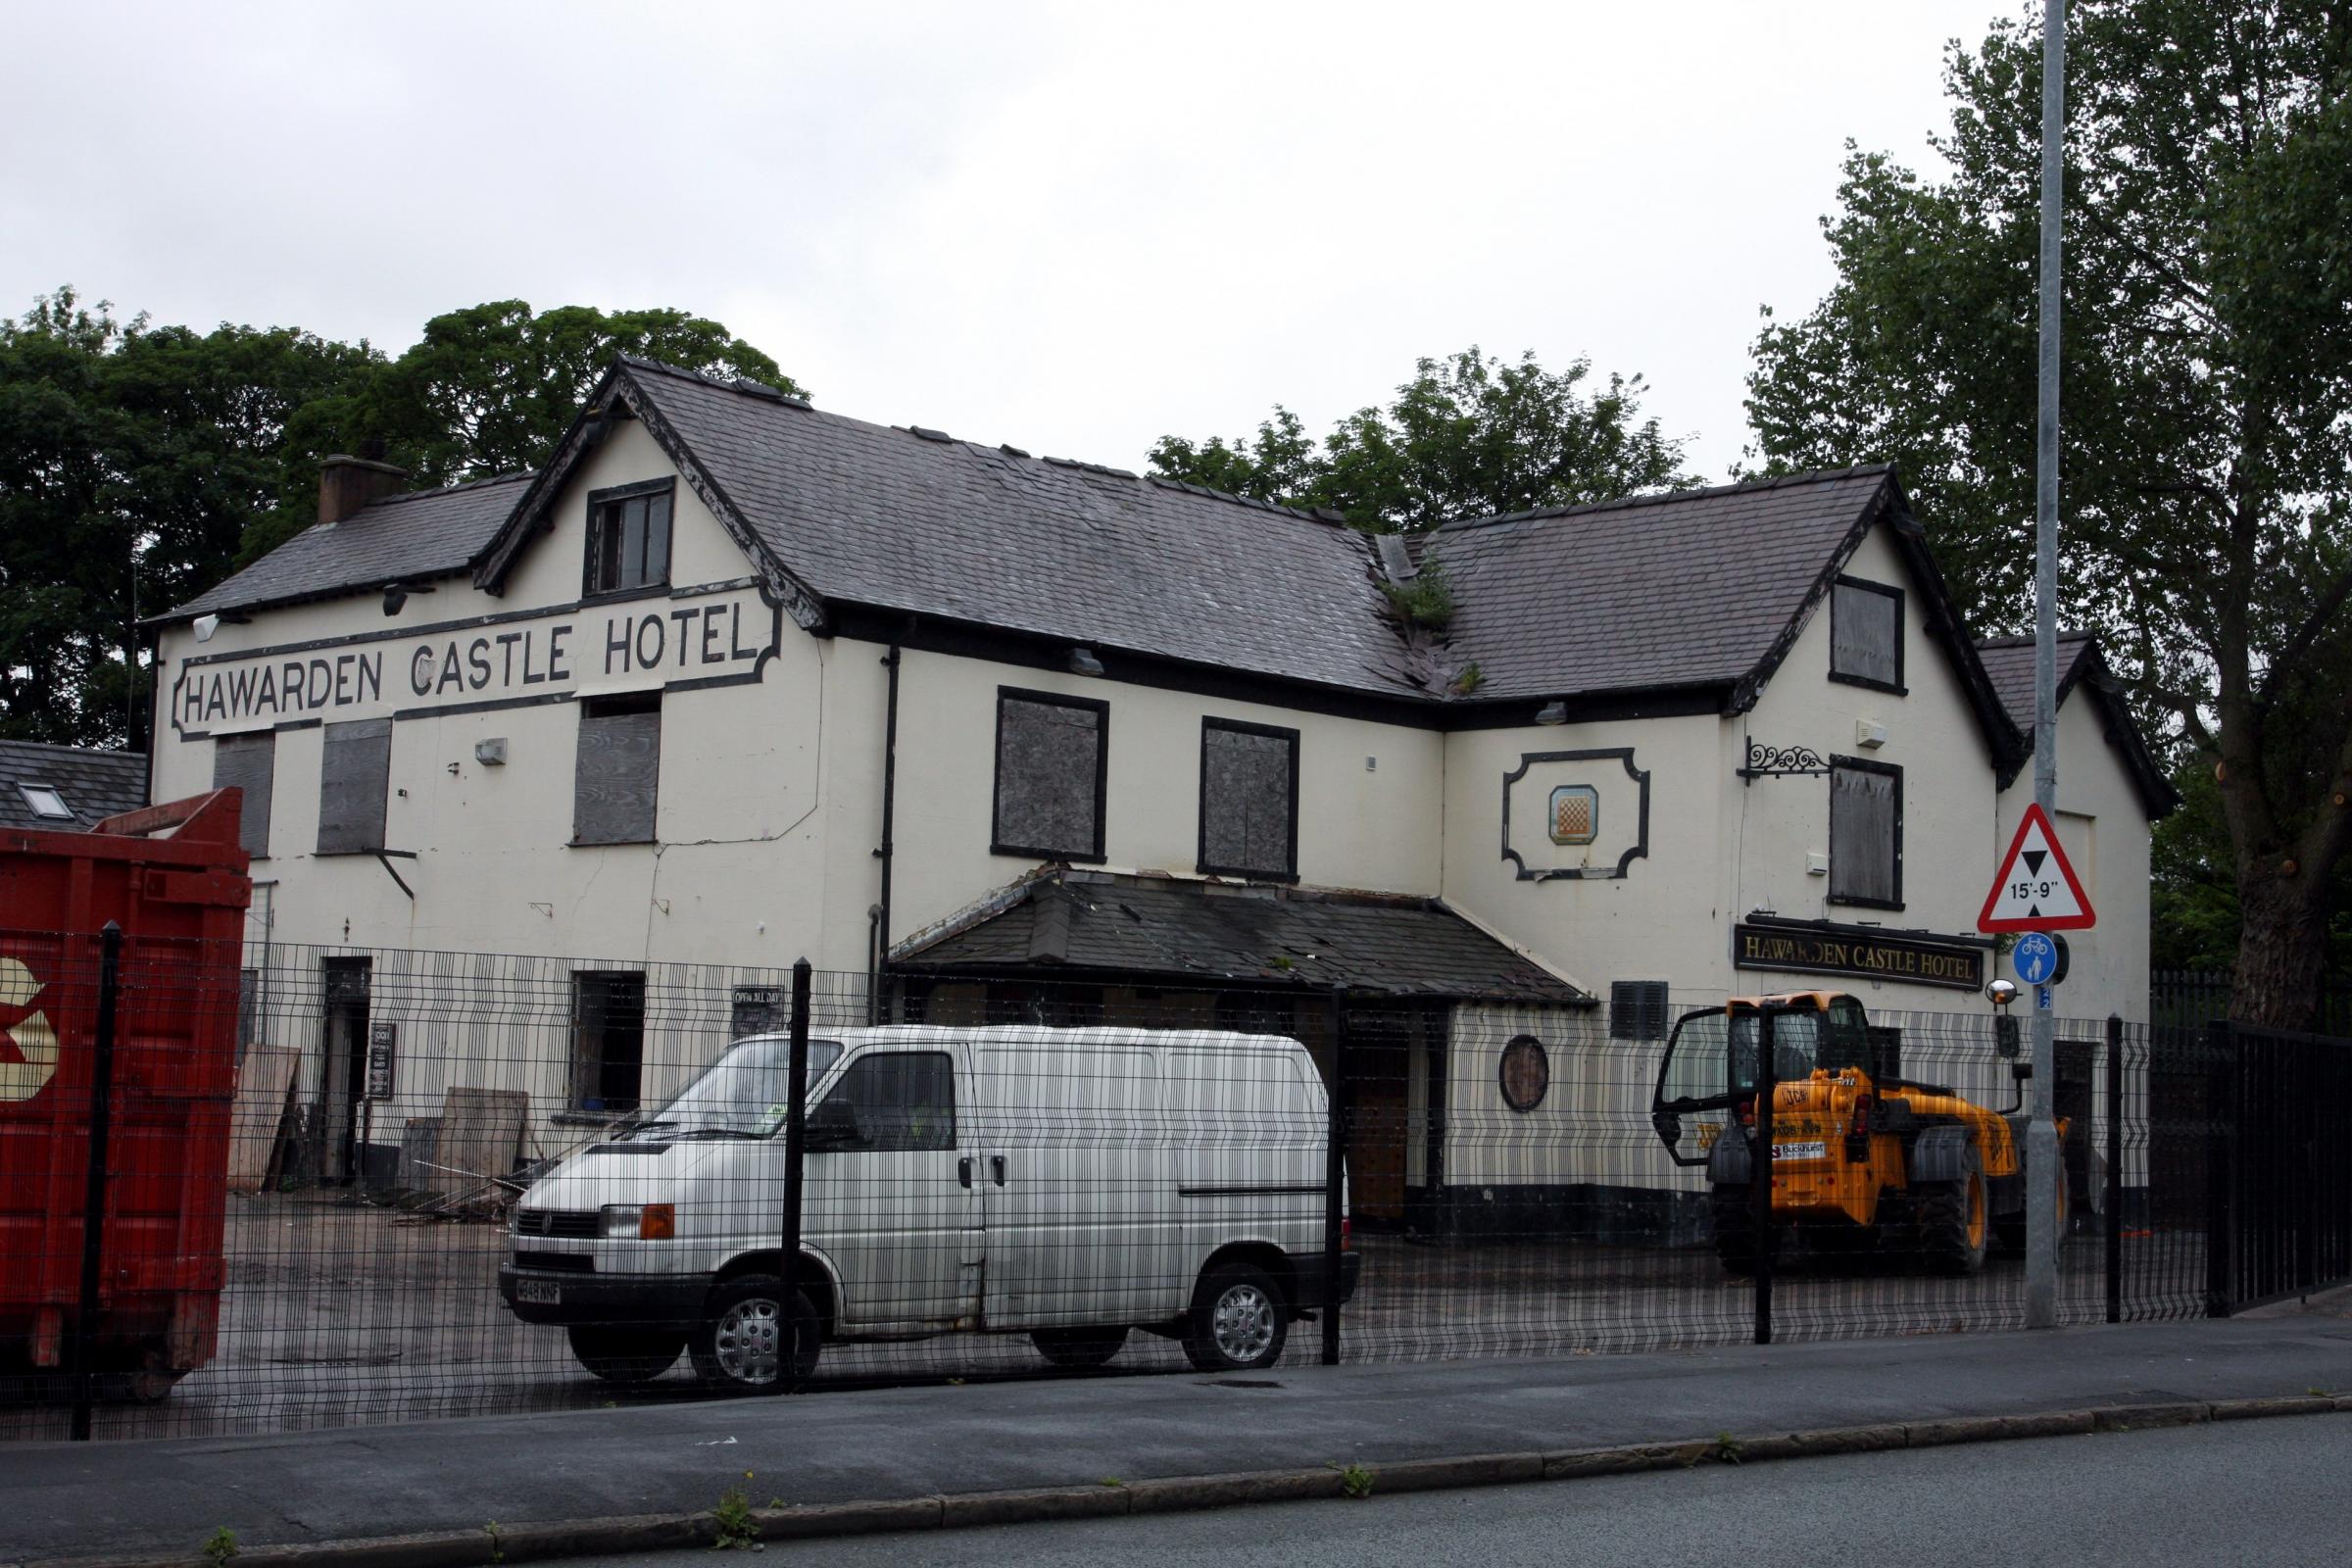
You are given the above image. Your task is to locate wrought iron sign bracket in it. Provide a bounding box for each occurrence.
[1738,738,1831,787]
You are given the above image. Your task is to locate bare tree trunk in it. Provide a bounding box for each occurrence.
[2230,867,2329,1029]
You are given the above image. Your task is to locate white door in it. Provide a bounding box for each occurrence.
[802,1046,983,1334]
[969,1039,1174,1330]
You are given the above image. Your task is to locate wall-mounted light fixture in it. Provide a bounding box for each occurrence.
[382,581,437,616]
[1067,646,1104,677]
[1534,701,1569,725]
[474,738,508,766]
[193,614,220,643]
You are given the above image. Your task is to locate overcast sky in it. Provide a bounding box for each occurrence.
[2,1,2011,482]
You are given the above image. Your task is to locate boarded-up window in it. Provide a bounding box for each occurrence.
[1829,759,1902,907]
[571,971,646,1112]
[212,732,275,858]
[1199,718,1298,879]
[1610,979,1670,1041]
[317,718,390,854]
[573,693,662,845]
[1830,577,1903,691]
[585,479,674,597]
[992,689,1107,861]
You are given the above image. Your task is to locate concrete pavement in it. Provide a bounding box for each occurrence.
[7,1313,2350,1566]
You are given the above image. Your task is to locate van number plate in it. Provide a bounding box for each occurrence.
[1772,1141,1828,1161]
[516,1280,562,1305]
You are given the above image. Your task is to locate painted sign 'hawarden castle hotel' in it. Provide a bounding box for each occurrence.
[172,582,777,731]
[150,356,2176,1032]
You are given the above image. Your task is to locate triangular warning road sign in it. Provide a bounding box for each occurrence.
[1980,803,2095,932]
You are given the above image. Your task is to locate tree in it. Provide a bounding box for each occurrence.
[1746,3,2352,1028]
[0,289,375,748]
[1151,347,1694,532]
[251,301,803,563]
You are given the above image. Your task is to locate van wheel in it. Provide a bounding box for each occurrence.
[689,1276,821,1393]
[1183,1262,1288,1372]
[1031,1326,1128,1370]
[567,1326,684,1384]
[1920,1158,1990,1276]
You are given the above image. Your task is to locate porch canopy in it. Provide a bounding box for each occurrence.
[891,869,1587,1004]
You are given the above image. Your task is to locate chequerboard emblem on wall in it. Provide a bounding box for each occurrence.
[1502,750,1649,881]
[1547,785,1598,846]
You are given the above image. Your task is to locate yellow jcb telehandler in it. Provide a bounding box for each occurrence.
[1648,991,2066,1275]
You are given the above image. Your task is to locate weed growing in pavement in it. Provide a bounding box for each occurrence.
[712,1488,760,1550]
[1099,1477,1125,1489]
[202,1527,238,1565]
[1328,1461,1375,1499]
[482,1522,504,1564]
[1711,1433,1745,1465]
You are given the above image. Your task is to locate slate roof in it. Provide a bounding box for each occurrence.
[582,360,1420,698]
[1976,632,2179,816]
[165,473,534,620]
[151,357,2013,758]
[0,740,147,831]
[1423,468,1900,704]
[893,870,1588,1003]
[1976,631,2098,728]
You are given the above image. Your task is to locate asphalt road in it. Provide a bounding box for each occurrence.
[570,1415,2352,1568]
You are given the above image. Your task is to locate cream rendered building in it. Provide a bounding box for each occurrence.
[148,357,2172,1228]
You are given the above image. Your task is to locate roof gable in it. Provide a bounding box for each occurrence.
[1979,633,2179,817]
[479,358,1420,698]
[1424,469,2026,765]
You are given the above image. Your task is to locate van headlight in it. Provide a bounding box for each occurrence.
[599,1202,675,1240]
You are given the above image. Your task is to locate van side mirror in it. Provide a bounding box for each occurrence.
[802,1096,864,1152]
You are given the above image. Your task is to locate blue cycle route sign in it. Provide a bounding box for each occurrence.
[2012,931,2059,987]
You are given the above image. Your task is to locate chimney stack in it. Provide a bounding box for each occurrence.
[317,455,410,524]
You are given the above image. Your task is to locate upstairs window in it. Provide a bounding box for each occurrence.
[573,693,662,846]
[992,688,1107,862]
[317,718,391,854]
[1829,758,1902,908]
[212,732,275,858]
[584,478,674,597]
[1829,576,1904,693]
[1198,718,1298,880]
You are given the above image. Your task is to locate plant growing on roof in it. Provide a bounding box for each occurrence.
[1378,559,1455,631]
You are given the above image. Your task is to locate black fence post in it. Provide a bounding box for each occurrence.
[775,957,812,1392]
[2105,1014,2123,1325]
[1753,1009,1776,1347]
[69,921,123,1443]
[1321,991,1347,1368]
[2205,1019,2235,1318]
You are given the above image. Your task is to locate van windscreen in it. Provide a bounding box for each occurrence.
[622,1036,845,1139]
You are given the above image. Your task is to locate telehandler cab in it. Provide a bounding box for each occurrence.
[1648,992,2065,1275]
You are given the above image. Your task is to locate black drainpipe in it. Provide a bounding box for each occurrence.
[869,640,903,1023]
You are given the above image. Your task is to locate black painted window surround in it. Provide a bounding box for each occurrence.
[1198,717,1298,881]
[992,688,1108,862]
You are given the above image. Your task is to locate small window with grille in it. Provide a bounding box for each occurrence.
[1610,980,1670,1042]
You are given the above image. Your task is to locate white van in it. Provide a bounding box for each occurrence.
[498,1025,1357,1390]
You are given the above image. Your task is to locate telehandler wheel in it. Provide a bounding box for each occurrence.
[1709,1185,1782,1276]
[1919,1154,1990,1276]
